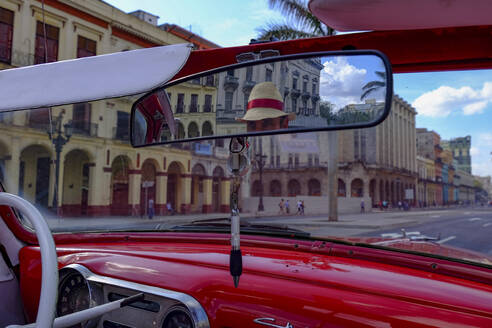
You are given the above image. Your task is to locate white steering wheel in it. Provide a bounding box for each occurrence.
[0,193,58,328]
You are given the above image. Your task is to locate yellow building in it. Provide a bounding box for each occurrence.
[0,0,230,216]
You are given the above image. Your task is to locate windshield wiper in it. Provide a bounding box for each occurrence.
[170,217,311,239]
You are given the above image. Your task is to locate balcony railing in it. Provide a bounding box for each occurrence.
[302,91,310,99]
[176,104,185,113]
[112,127,129,142]
[72,122,98,137]
[290,88,300,98]
[189,104,199,113]
[224,75,239,89]
[203,104,214,112]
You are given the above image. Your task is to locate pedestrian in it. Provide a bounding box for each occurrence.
[285,199,290,214]
[166,202,174,215]
[360,199,365,213]
[398,200,402,210]
[301,200,305,215]
[278,198,285,215]
[148,199,154,220]
[297,200,302,215]
[378,200,382,211]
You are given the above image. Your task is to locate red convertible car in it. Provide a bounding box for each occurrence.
[0,0,491,327]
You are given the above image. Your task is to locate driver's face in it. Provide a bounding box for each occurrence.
[246,116,289,132]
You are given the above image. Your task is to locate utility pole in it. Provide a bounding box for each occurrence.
[327,131,338,221]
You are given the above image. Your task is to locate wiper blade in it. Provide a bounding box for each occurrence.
[171,219,310,238]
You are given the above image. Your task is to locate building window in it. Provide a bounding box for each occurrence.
[288,154,293,168]
[205,75,215,86]
[312,83,317,95]
[308,154,313,166]
[303,80,307,92]
[77,35,96,58]
[314,154,319,165]
[190,94,198,112]
[72,103,92,135]
[243,92,250,111]
[354,130,360,160]
[176,93,184,113]
[246,67,253,81]
[291,98,297,113]
[294,154,299,167]
[204,95,212,112]
[227,69,234,77]
[225,91,233,110]
[115,111,129,141]
[292,77,298,90]
[35,21,59,64]
[0,7,14,64]
[265,68,272,82]
[276,155,280,167]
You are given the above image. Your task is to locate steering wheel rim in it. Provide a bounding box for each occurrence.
[0,193,58,328]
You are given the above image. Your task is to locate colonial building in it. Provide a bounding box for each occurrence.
[0,0,230,217]
[442,135,471,174]
[417,128,444,205]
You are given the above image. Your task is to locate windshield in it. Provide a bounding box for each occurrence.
[1,68,492,267]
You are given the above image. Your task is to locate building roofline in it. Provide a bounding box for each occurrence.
[159,23,220,49]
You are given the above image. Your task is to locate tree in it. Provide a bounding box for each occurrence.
[257,0,335,40]
[360,71,386,101]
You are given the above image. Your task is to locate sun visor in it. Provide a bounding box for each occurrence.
[0,43,193,112]
[309,0,492,32]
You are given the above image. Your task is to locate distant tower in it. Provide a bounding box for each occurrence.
[442,136,471,173]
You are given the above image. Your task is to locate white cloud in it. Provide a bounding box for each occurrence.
[320,57,369,109]
[478,133,492,146]
[472,161,492,177]
[470,147,480,156]
[412,82,492,117]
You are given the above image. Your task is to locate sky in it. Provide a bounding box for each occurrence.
[105,0,492,177]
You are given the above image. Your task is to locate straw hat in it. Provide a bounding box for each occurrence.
[237,82,296,122]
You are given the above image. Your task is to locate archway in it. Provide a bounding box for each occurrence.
[385,181,390,202]
[252,180,262,197]
[308,178,321,196]
[140,159,157,216]
[19,145,53,208]
[338,179,346,197]
[167,161,183,213]
[202,121,213,137]
[351,178,363,197]
[191,163,206,212]
[369,179,376,205]
[188,122,199,138]
[212,166,224,212]
[269,180,282,196]
[177,122,185,140]
[288,179,301,196]
[111,155,131,215]
[379,180,384,203]
[62,149,90,216]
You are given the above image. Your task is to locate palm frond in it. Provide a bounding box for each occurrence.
[375,71,386,79]
[360,88,379,101]
[257,23,319,41]
[361,81,385,91]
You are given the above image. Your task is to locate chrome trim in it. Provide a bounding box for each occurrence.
[254,318,293,328]
[62,264,210,328]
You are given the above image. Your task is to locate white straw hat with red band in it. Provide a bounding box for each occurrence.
[236,82,296,122]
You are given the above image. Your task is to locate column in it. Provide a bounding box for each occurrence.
[87,164,111,217]
[155,173,168,215]
[220,178,231,213]
[202,177,213,213]
[128,171,141,216]
[4,137,20,194]
[180,174,192,214]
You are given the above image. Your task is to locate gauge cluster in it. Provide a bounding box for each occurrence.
[57,265,207,328]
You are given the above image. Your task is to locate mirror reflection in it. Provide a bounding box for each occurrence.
[132,54,388,146]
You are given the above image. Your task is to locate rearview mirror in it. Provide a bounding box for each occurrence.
[131,50,392,147]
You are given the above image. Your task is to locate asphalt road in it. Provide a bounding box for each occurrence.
[360,207,492,255]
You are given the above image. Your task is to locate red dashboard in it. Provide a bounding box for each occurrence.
[19,233,492,327]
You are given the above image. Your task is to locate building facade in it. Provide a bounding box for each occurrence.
[0,0,231,217]
[442,136,471,174]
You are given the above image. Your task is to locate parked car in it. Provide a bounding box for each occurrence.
[0,0,491,327]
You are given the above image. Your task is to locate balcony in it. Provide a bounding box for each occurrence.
[72,122,98,137]
[112,127,129,142]
[203,104,214,113]
[204,76,215,87]
[176,104,185,113]
[223,75,239,90]
[311,94,320,101]
[189,104,199,113]
[290,88,300,98]
[242,80,256,92]
[301,91,310,100]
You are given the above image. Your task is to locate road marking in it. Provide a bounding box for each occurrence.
[381,231,420,238]
[437,236,456,244]
[483,223,492,227]
[469,217,482,222]
[430,215,440,218]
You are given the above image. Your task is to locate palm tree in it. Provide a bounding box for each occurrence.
[257,0,335,40]
[360,71,386,101]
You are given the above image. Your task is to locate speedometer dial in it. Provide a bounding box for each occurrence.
[57,272,91,327]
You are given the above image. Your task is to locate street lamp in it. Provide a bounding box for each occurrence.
[47,111,72,214]
[253,143,267,212]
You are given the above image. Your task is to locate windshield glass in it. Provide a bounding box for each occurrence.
[1,69,492,266]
